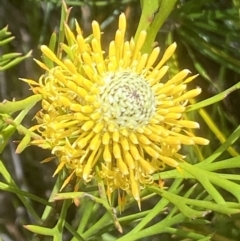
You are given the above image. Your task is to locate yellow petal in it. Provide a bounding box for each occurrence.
[192,136,210,145]
[82,121,95,131]
[139,157,155,174]
[129,170,141,209]
[146,47,160,69]
[143,145,159,159]
[174,88,201,102]
[41,45,67,70]
[118,158,129,175]
[160,155,179,167]
[90,133,101,150]
[137,133,151,145]
[102,132,110,145]
[123,150,135,169]
[155,42,176,70]
[113,131,120,142]
[113,142,121,159]
[129,142,141,160]
[103,144,111,162]
[132,30,147,60]
[92,20,101,40]
[118,13,126,33]
[129,132,139,144]
[120,136,130,151]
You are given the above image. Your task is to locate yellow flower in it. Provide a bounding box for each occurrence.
[27,13,209,208]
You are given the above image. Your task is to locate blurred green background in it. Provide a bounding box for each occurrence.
[0,0,240,240]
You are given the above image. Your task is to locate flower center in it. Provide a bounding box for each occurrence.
[99,71,156,128]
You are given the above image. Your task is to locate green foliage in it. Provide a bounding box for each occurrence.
[0,26,31,71]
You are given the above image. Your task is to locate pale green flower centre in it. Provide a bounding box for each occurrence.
[99,71,156,128]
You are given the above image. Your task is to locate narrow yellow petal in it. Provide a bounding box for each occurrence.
[137,133,151,145]
[118,13,126,33]
[77,132,94,149]
[123,50,131,68]
[41,45,67,70]
[123,150,135,169]
[96,62,105,75]
[146,47,160,69]
[75,19,82,35]
[123,41,130,54]
[90,112,101,120]
[34,59,49,71]
[108,56,117,72]
[166,69,190,85]
[155,84,174,95]
[177,120,200,129]
[53,161,65,177]
[83,161,92,182]
[70,103,85,112]
[82,52,93,65]
[129,142,141,160]
[92,20,101,40]
[64,23,76,46]
[93,122,104,133]
[142,127,152,135]
[118,158,129,175]
[177,136,194,145]
[159,155,179,167]
[146,69,159,84]
[164,113,182,120]
[183,74,198,84]
[143,145,159,159]
[92,38,103,56]
[77,34,87,52]
[130,171,140,209]
[130,37,135,52]
[60,171,75,191]
[103,144,111,162]
[82,65,94,80]
[120,136,130,151]
[129,132,139,144]
[82,121,95,131]
[115,29,124,61]
[155,42,177,70]
[108,41,115,58]
[136,53,148,73]
[113,131,120,142]
[155,66,169,81]
[120,128,129,136]
[90,133,101,150]
[113,142,121,159]
[132,30,147,60]
[139,157,155,174]
[81,106,95,113]
[164,137,181,145]
[170,84,187,96]
[108,123,116,132]
[168,106,185,113]
[102,132,110,145]
[192,136,210,145]
[85,95,96,103]
[147,133,161,142]
[174,88,201,102]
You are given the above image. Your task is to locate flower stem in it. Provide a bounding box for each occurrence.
[136,0,178,54]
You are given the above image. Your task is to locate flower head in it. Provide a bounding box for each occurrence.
[27,13,209,207]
